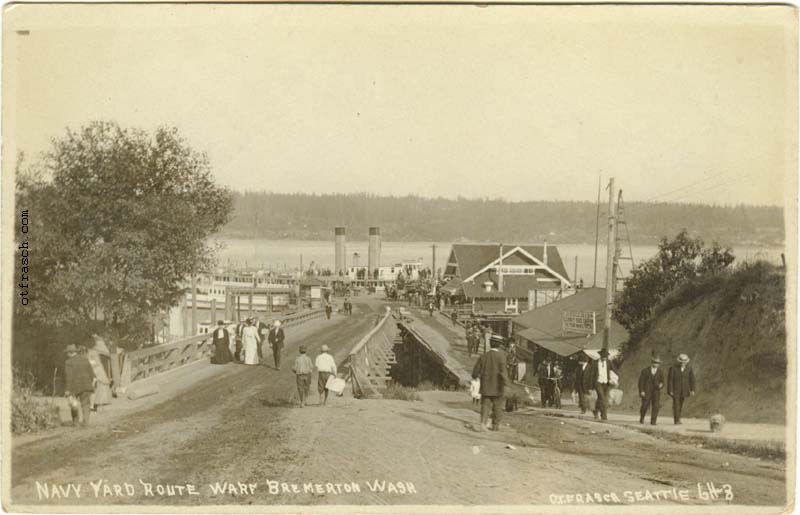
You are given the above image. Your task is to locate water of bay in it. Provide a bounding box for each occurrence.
[211,238,784,287]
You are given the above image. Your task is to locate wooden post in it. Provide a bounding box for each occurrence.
[225,289,232,320]
[109,345,121,391]
[182,295,190,337]
[573,256,578,287]
[603,177,617,351]
[191,274,197,336]
[593,174,602,287]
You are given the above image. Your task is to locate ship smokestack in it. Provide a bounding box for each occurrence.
[335,227,346,275]
[368,227,381,278]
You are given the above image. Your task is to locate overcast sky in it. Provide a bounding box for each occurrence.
[4,4,796,206]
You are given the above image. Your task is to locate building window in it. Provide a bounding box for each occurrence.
[505,298,519,313]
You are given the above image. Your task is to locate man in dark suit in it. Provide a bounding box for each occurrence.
[268,320,286,370]
[574,353,592,414]
[537,357,554,407]
[471,337,509,431]
[588,348,617,421]
[667,353,696,425]
[256,318,269,362]
[211,320,232,364]
[638,356,665,425]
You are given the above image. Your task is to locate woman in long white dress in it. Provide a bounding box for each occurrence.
[242,319,261,365]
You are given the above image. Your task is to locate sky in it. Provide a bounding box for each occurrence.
[3,4,797,206]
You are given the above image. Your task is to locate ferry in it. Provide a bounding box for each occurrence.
[184,269,300,313]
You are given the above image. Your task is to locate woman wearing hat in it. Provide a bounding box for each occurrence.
[241,318,261,365]
[667,353,696,425]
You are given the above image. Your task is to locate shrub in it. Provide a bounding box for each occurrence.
[381,383,421,401]
[11,368,61,434]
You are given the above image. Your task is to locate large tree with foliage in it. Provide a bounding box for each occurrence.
[613,229,735,331]
[14,122,232,350]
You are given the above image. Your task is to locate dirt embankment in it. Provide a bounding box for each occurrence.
[618,262,786,424]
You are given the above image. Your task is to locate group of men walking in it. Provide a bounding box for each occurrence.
[570,350,696,424]
[637,353,696,425]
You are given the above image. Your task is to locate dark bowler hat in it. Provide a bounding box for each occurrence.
[299,345,307,353]
[598,348,609,357]
[577,353,588,362]
[217,320,225,326]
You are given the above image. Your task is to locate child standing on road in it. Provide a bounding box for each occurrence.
[292,345,314,408]
[470,378,481,407]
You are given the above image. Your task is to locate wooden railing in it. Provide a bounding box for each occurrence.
[345,307,395,398]
[116,308,326,390]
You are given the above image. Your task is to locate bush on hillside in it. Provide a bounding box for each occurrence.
[12,369,61,434]
[381,383,422,401]
[614,230,734,332]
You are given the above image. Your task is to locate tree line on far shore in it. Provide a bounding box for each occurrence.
[222,192,784,246]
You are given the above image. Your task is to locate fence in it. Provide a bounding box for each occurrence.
[115,308,325,390]
[345,306,396,398]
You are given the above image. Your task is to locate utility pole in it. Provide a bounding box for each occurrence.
[593,174,602,287]
[603,177,617,352]
[431,244,437,295]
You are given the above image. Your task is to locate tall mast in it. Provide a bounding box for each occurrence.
[593,173,602,288]
[603,177,617,352]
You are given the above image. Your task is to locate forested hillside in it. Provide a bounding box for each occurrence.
[222,192,783,245]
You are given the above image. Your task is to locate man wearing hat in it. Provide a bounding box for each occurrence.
[268,320,286,370]
[588,348,617,421]
[291,345,314,408]
[667,353,696,425]
[315,344,338,405]
[638,355,666,425]
[574,353,592,414]
[471,335,510,431]
[64,344,96,426]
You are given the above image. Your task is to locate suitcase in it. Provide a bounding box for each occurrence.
[326,375,346,395]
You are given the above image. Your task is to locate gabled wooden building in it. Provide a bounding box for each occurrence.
[441,243,573,315]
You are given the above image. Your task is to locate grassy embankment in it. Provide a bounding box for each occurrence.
[618,261,786,425]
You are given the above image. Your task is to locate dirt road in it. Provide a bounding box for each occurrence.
[9,299,787,509]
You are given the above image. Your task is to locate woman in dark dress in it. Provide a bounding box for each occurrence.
[211,320,232,364]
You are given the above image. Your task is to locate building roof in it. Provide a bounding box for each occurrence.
[513,287,629,355]
[446,243,570,299]
[449,243,570,281]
